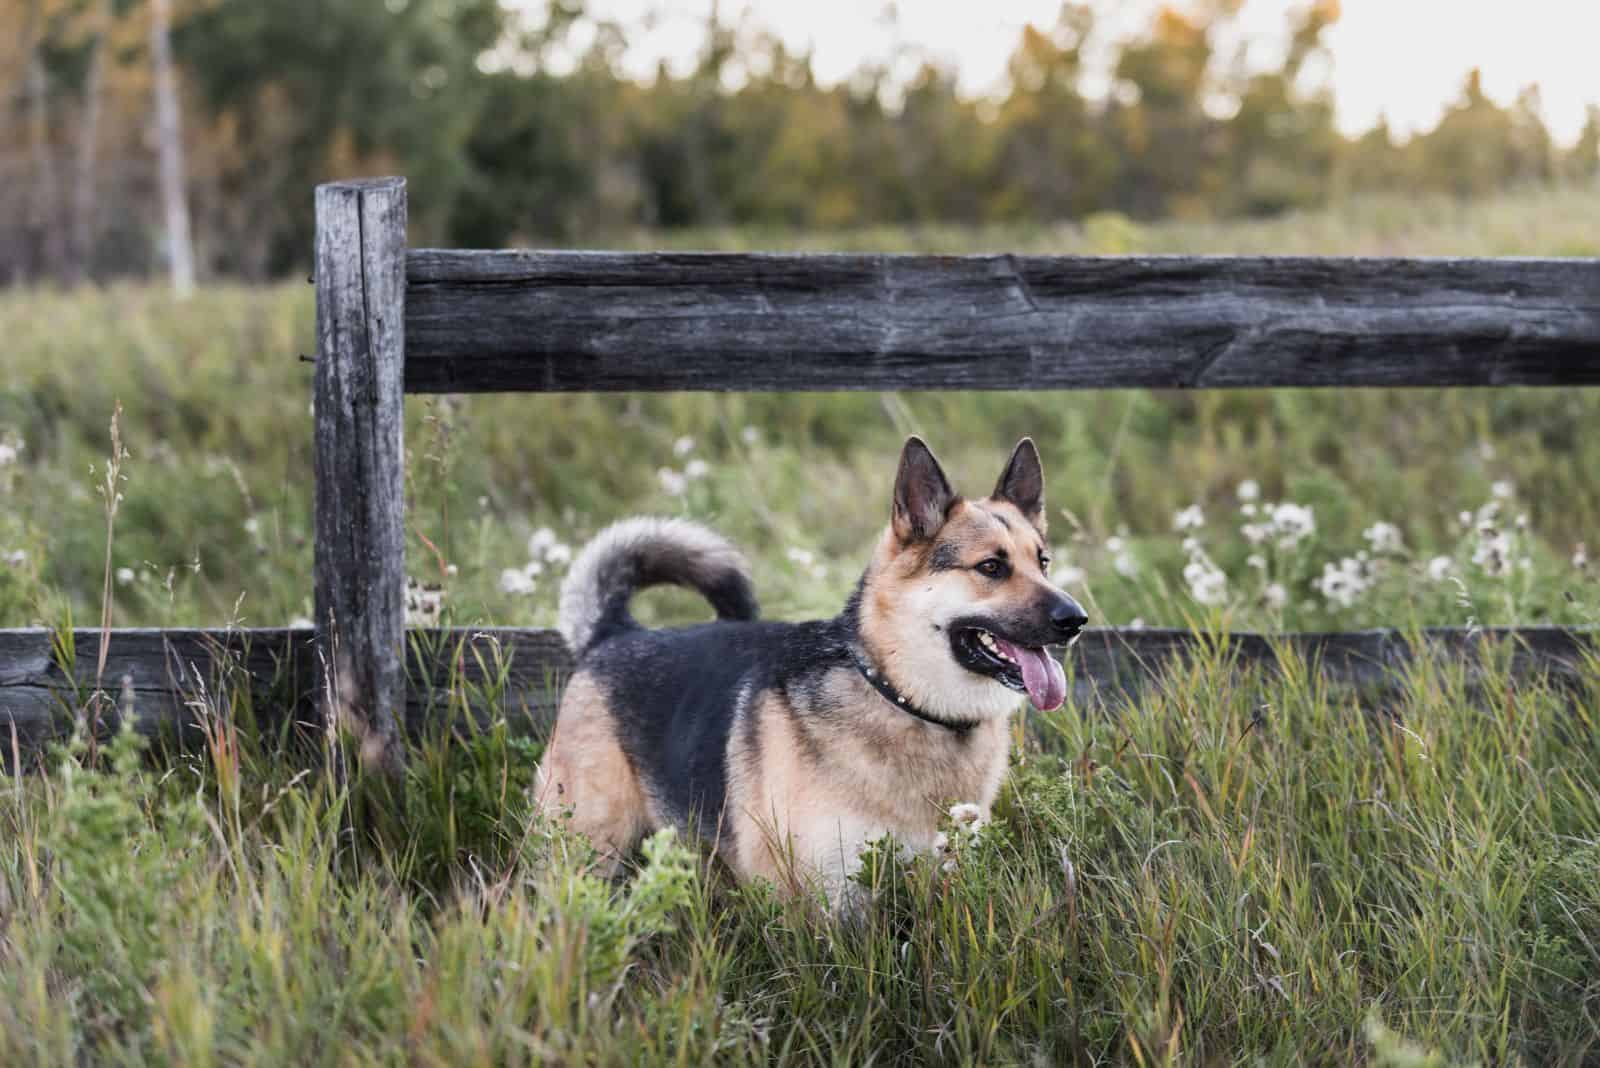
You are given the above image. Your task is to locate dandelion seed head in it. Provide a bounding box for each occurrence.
[116,566,135,586]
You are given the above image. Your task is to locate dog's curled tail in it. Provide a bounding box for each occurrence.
[558,517,758,656]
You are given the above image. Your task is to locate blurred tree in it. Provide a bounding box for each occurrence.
[989,7,1112,221]
[1106,6,1222,218]
[175,0,504,275]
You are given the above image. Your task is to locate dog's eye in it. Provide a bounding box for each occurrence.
[975,558,1009,579]
[1039,554,1052,572]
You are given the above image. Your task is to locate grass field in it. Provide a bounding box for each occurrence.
[2,184,1600,1062]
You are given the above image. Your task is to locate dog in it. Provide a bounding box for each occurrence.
[534,436,1087,904]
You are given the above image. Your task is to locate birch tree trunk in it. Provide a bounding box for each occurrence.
[24,0,67,283]
[149,0,195,297]
[69,0,112,286]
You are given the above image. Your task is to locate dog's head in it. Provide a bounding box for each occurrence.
[857,436,1087,719]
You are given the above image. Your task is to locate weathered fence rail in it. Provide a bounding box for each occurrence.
[405,250,1600,393]
[3,174,1597,763]
[3,626,1593,760]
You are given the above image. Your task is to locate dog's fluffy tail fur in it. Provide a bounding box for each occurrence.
[558,517,758,656]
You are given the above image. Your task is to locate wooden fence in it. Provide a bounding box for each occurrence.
[3,174,1598,762]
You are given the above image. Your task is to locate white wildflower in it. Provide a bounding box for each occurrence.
[544,542,572,566]
[499,568,537,595]
[289,616,314,629]
[1268,503,1315,549]
[1240,502,1257,517]
[1491,480,1514,501]
[528,527,559,556]
[1242,522,1269,545]
[786,548,816,568]
[684,458,710,480]
[1105,536,1138,576]
[1173,504,1205,532]
[243,516,261,537]
[1426,556,1455,582]
[1574,542,1589,571]
[1458,511,1472,528]
[1181,536,1201,555]
[1126,617,1146,630]
[1246,554,1266,570]
[657,467,687,496]
[673,435,696,458]
[1362,521,1404,555]
[404,578,445,625]
[445,563,459,577]
[741,426,760,445]
[1315,556,1369,608]
[116,566,136,586]
[1182,541,1227,606]
[0,442,17,466]
[1237,479,1260,502]
[1055,563,1087,585]
[1515,513,1529,531]
[523,560,544,578]
[4,548,25,567]
[1263,582,1288,609]
[1472,529,1512,577]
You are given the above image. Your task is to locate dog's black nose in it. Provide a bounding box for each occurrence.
[1051,597,1089,639]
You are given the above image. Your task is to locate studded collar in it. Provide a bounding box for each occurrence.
[848,645,980,734]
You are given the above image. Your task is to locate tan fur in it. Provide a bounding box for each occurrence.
[724,676,1011,900]
[534,673,651,874]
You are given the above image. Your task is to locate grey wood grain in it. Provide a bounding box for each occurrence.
[402,251,1600,392]
[314,178,409,770]
[1,626,1589,764]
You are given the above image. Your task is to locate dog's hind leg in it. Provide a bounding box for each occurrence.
[534,674,651,876]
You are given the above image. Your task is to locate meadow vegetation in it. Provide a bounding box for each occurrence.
[2,185,1600,1062]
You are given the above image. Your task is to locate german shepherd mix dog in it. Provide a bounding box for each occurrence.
[536,436,1087,905]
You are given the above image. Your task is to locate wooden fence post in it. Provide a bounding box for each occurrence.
[313,177,407,771]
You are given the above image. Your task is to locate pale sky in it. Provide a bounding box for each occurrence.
[555,0,1600,145]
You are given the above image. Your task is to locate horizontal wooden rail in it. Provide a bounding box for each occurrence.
[2,626,1591,763]
[404,251,1600,393]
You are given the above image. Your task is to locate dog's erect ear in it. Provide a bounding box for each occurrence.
[892,436,957,544]
[992,438,1045,527]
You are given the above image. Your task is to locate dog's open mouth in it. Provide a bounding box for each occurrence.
[952,627,1067,711]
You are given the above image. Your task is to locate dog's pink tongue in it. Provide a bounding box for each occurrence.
[994,638,1067,711]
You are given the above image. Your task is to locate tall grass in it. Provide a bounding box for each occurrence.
[3,644,1597,1063]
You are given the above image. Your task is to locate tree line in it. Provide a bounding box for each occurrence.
[5,0,1598,285]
